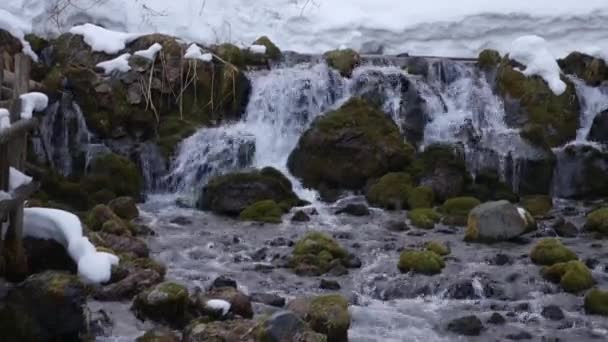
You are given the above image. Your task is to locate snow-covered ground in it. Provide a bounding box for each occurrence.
[1,0,608,58]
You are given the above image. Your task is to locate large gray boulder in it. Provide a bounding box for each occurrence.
[465,200,535,242]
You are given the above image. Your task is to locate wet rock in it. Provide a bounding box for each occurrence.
[210,276,238,289]
[93,268,163,301]
[251,248,268,261]
[288,98,414,191]
[250,293,286,307]
[136,327,180,342]
[258,310,327,342]
[328,264,349,276]
[267,237,294,247]
[542,305,565,321]
[398,250,445,275]
[198,286,253,319]
[23,237,77,274]
[552,145,608,198]
[170,216,192,225]
[552,217,578,237]
[88,308,113,338]
[506,331,533,340]
[584,288,608,316]
[320,279,341,290]
[291,210,311,222]
[558,52,608,86]
[108,196,139,220]
[336,203,370,216]
[287,294,351,342]
[182,319,258,342]
[447,315,484,336]
[324,48,360,77]
[465,200,535,242]
[0,271,87,342]
[132,282,189,328]
[290,232,349,276]
[488,253,513,266]
[417,144,468,202]
[89,232,149,258]
[589,110,608,144]
[385,220,410,232]
[530,239,577,266]
[487,312,506,325]
[343,254,362,268]
[446,281,481,300]
[87,204,132,236]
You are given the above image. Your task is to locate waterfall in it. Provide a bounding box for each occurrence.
[570,77,608,143]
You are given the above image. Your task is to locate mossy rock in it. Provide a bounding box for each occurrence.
[290,232,348,276]
[520,195,552,217]
[477,49,501,70]
[425,241,450,256]
[308,295,351,342]
[366,173,413,210]
[585,288,608,316]
[585,207,608,235]
[558,52,608,86]
[496,58,580,148]
[38,172,92,211]
[398,250,445,275]
[86,204,131,235]
[86,153,142,199]
[468,169,518,202]
[136,327,180,342]
[541,260,594,293]
[289,98,414,191]
[183,319,258,342]
[132,282,189,328]
[239,200,283,223]
[198,167,302,216]
[253,36,282,60]
[408,208,441,229]
[324,49,361,77]
[407,185,435,209]
[108,197,139,220]
[530,239,578,266]
[440,197,481,216]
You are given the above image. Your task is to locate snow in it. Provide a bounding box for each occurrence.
[23,207,119,284]
[2,0,608,59]
[184,44,212,62]
[0,108,10,129]
[134,42,162,60]
[69,23,141,54]
[96,53,132,74]
[205,299,231,315]
[0,8,38,61]
[19,92,48,119]
[249,44,267,54]
[9,167,31,191]
[508,35,566,95]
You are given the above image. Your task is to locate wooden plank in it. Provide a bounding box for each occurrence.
[12,54,30,100]
[0,181,39,215]
[0,54,3,101]
[0,117,38,145]
[0,144,8,192]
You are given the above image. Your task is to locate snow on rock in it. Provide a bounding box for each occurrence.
[184,44,212,62]
[0,8,38,61]
[96,53,132,74]
[508,35,566,95]
[249,44,267,54]
[69,23,140,54]
[205,299,231,316]
[9,167,32,191]
[23,207,119,284]
[0,108,10,129]
[19,92,48,119]
[134,42,162,60]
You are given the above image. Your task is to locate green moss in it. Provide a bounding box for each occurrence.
[520,195,552,217]
[585,288,608,316]
[440,197,481,216]
[407,143,467,182]
[407,186,435,209]
[408,208,441,229]
[558,52,608,86]
[86,204,131,235]
[132,282,189,327]
[86,153,142,198]
[253,36,281,60]
[324,49,360,77]
[215,43,246,67]
[398,250,445,275]
[119,254,166,277]
[425,241,450,256]
[541,261,594,293]
[530,238,578,266]
[239,200,283,223]
[585,208,608,235]
[290,232,348,276]
[308,295,350,342]
[477,49,501,70]
[366,173,413,210]
[39,172,91,211]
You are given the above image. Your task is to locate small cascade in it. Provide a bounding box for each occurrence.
[570,77,608,143]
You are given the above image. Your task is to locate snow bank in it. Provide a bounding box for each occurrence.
[19,92,48,119]
[70,23,140,54]
[9,167,31,191]
[0,108,10,129]
[249,44,266,54]
[134,42,162,60]
[508,35,566,95]
[205,299,231,316]
[184,44,212,62]
[0,8,37,61]
[23,207,119,284]
[96,53,132,74]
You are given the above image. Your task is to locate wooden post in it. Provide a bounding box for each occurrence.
[0,54,4,101]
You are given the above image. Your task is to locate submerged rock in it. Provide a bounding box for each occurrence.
[336,203,370,216]
[465,200,534,242]
[257,311,327,342]
[541,305,565,321]
[447,315,484,336]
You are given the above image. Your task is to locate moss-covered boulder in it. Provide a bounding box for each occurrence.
[0,271,87,342]
[132,282,189,328]
[253,36,282,60]
[198,167,302,216]
[239,200,283,223]
[441,197,481,216]
[425,241,450,256]
[412,144,469,201]
[136,328,180,342]
[477,49,502,71]
[585,288,608,316]
[290,232,349,276]
[86,153,142,199]
[468,169,518,202]
[86,204,132,236]
[256,310,327,342]
[530,239,578,266]
[585,207,608,235]
[324,49,360,77]
[497,58,580,148]
[288,98,414,191]
[520,195,552,217]
[108,196,139,220]
[183,319,258,342]
[407,185,435,209]
[288,295,351,342]
[408,208,441,229]
[465,200,534,242]
[558,52,608,86]
[366,172,413,210]
[398,250,445,275]
[541,260,594,293]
